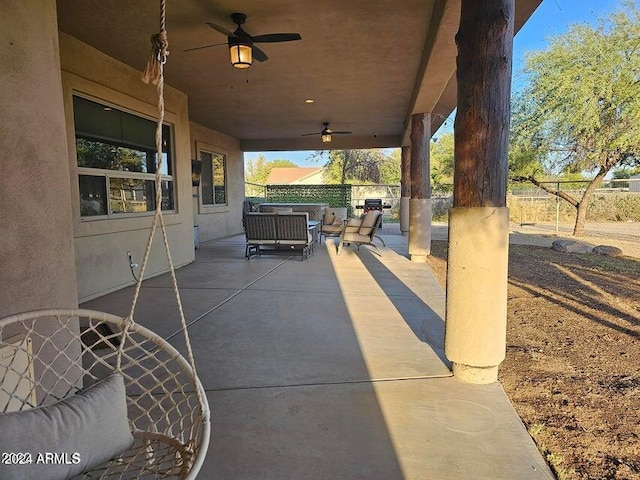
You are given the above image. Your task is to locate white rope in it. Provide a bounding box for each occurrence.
[116,1,204,413]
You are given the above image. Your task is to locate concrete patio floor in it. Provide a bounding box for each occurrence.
[82,232,554,480]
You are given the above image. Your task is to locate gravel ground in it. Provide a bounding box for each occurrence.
[380,221,640,259]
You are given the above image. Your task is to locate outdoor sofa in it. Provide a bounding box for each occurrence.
[243,212,314,260]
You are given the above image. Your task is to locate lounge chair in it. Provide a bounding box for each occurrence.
[337,210,385,255]
[320,207,348,243]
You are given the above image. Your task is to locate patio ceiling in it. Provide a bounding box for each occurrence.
[56,0,541,152]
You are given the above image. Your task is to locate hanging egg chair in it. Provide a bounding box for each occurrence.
[0,309,210,480]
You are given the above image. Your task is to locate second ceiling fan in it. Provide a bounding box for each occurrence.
[185,12,301,68]
[302,123,352,143]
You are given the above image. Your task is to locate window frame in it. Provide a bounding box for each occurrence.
[198,144,229,212]
[73,94,176,221]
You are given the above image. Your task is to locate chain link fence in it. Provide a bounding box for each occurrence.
[246,182,640,223]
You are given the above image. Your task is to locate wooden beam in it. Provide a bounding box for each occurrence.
[410,113,431,199]
[453,0,514,207]
[401,146,411,198]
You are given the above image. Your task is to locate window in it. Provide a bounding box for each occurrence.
[73,96,175,218]
[200,150,227,206]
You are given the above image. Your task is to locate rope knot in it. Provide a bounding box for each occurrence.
[142,31,170,85]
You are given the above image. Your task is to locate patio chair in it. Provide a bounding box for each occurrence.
[337,210,385,255]
[274,212,315,260]
[243,213,278,258]
[320,207,348,243]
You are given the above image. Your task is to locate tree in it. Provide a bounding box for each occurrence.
[510,1,640,236]
[315,149,388,184]
[245,155,297,184]
[379,149,401,184]
[430,133,455,194]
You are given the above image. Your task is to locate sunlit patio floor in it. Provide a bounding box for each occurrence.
[81,231,554,479]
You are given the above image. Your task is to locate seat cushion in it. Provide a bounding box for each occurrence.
[322,224,344,235]
[342,232,373,244]
[0,373,134,480]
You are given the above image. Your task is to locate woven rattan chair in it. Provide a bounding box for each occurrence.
[274,212,314,260]
[243,213,278,258]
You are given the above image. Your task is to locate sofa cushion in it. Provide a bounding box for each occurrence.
[342,232,373,244]
[322,223,344,235]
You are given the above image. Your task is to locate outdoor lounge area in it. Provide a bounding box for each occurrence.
[2,0,553,477]
[80,233,554,479]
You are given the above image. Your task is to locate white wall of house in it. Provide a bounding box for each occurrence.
[59,33,243,302]
[291,170,325,184]
[190,122,245,243]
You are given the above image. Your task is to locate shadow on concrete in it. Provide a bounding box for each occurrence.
[354,247,450,368]
[83,235,407,479]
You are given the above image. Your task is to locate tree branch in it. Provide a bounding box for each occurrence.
[512,175,580,207]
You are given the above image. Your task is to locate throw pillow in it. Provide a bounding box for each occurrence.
[0,372,134,480]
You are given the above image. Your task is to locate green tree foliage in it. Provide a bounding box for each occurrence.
[379,149,401,184]
[245,155,298,184]
[314,149,393,184]
[76,138,148,172]
[430,133,455,193]
[510,1,640,235]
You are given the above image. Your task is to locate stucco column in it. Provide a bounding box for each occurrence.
[444,0,514,384]
[1,0,80,402]
[0,0,78,317]
[399,146,411,236]
[408,113,431,261]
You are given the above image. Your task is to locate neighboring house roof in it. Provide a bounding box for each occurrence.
[266,167,324,184]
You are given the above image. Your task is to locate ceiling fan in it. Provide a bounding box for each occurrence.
[302,122,352,143]
[184,12,302,68]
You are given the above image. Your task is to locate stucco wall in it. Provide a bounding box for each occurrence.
[1,0,80,402]
[190,122,245,242]
[59,33,195,302]
[0,1,78,317]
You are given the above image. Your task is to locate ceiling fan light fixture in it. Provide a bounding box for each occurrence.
[229,40,252,69]
[321,133,332,143]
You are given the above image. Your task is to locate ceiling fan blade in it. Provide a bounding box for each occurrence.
[252,33,302,43]
[252,45,269,62]
[205,21,236,38]
[301,133,321,137]
[332,131,353,135]
[183,42,227,53]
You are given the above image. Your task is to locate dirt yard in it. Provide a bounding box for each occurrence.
[426,241,640,480]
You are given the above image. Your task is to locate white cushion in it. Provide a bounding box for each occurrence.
[0,373,134,480]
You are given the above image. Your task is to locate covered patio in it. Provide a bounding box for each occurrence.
[1,0,555,477]
[81,235,553,478]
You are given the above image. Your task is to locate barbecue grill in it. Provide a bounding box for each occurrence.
[355,198,391,227]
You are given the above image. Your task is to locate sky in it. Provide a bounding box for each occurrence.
[244,0,633,167]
